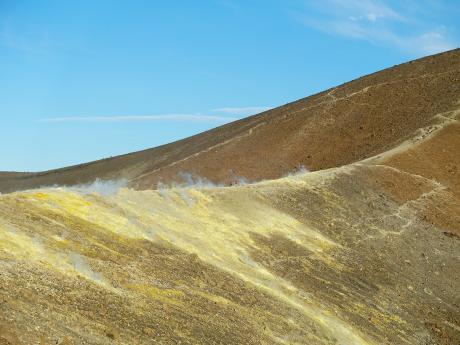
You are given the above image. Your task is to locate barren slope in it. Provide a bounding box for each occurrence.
[0,50,459,345]
[1,49,459,192]
[0,110,459,344]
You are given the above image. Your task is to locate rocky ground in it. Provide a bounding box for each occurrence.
[0,50,459,344]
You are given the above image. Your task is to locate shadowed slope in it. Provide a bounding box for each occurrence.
[1,49,459,192]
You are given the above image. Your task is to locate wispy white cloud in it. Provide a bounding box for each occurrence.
[334,0,404,22]
[39,114,239,123]
[412,30,455,55]
[213,106,272,115]
[39,107,273,124]
[293,0,458,56]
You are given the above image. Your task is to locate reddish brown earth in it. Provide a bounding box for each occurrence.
[0,49,459,345]
[0,49,459,193]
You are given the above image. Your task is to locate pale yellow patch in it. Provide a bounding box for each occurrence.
[0,176,373,345]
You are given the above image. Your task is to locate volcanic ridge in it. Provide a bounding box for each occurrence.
[0,49,459,345]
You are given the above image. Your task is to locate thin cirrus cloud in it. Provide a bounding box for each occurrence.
[292,0,457,56]
[38,114,240,124]
[39,107,273,124]
[213,106,272,115]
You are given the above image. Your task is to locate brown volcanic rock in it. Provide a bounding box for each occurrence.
[1,151,459,344]
[0,49,460,344]
[377,115,460,236]
[1,49,459,192]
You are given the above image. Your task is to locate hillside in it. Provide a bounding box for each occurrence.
[0,49,459,344]
[0,49,459,193]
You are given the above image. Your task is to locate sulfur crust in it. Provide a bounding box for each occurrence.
[0,174,374,345]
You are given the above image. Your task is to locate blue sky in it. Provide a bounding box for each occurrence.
[1,0,458,171]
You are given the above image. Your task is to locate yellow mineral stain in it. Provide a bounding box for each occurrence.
[32,192,49,200]
[190,289,231,306]
[0,175,374,345]
[0,219,108,288]
[127,284,184,306]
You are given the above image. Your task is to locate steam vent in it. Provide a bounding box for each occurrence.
[1,49,459,344]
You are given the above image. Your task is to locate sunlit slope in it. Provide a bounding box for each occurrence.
[1,130,459,345]
[1,52,460,345]
[1,49,459,193]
